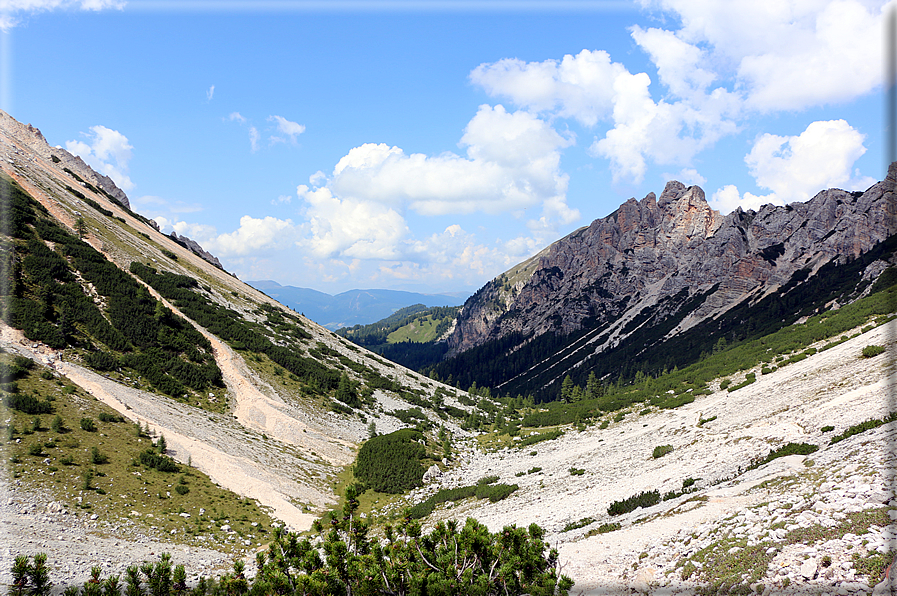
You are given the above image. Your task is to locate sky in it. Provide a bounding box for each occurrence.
[1,0,892,295]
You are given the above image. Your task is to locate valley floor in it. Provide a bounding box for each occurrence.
[399,321,897,594]
[2,316,895,594]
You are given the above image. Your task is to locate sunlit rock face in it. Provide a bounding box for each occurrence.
[447,169,896,358]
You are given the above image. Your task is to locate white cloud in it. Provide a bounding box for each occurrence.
[709,185,779,214]
[665,167,706,186]
[470,49,625,127]
[206,85,215,101]
[630,25,716,99]
[588,71,739,183]
[296,185,408,260]
[473,47,740,185]
[636,0,890,111]
[204,215,298,257]
[65,124,134,191]
[248,126,260,152]
[329,105,574,219]
[227,112,246,124]
[268,115,305,142]
[468,2,886,185]
[746,119,875,202]
[709,119,876,213]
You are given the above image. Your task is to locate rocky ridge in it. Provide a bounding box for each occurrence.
[0,110,130,210]
[446,170,896,386]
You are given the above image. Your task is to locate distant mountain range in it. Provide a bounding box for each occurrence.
[246,280,465,329]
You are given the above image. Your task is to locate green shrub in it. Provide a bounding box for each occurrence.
[594,522,620,534]
[137,448,180,473]
[174,484,189,495]
[90,446,109,465]
[79,418,97,432]
[477,475,499,486]
[607,490,660,516]
[747,442,818,471]
[50,415,64,433]
[820,425,835,433]
[719,379,731,390]
[27,442,43,456]
[727,372,756,392]
[569,467,585,476]
[516,429,563,448]
[354,429,426,493]
[862,345,886,358]
[5,394,53,415]
[474,483,518,503]
[85,351,118,371]
[831,412,897,444]
[97,412,123,423]
[562,517,595,532]
[652,445,673,459]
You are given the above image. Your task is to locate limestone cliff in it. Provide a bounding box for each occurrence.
[445,168,896,390]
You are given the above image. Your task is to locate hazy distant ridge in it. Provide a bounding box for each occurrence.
[247,280,464,329]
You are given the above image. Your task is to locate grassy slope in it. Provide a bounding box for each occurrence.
[1,353,277,553]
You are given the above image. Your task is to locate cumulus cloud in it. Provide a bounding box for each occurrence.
[290,105,578,268]
[635,0,890,111]
[630,25,716,99]
[709,119,876,213]
[329,105,574,217]
[470,50,625,126]
[204,215,298,257]
[709,185,778,214]
[296,185,408,260]
[588,72,739,183]
[746,119,875,202]
[473,47,739,185]
[469,2,884,185]
[65,125,135,191]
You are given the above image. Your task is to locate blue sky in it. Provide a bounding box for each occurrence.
[2,0,891,294]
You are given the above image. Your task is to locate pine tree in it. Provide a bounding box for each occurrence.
[561,375,574,403]
[586,371,599,399]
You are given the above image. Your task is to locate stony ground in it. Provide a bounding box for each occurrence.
[399,321,897,594]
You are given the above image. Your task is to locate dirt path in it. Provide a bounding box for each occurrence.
[2,320,330,531]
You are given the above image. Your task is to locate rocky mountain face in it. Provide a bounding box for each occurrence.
[0,110,131,209]
[442,169,897,396]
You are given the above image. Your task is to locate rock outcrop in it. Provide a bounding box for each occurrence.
[170,231,224,269]
[0,109,131,209]
[446,169,896,377]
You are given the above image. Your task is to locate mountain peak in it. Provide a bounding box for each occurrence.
[442,169,897,394]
